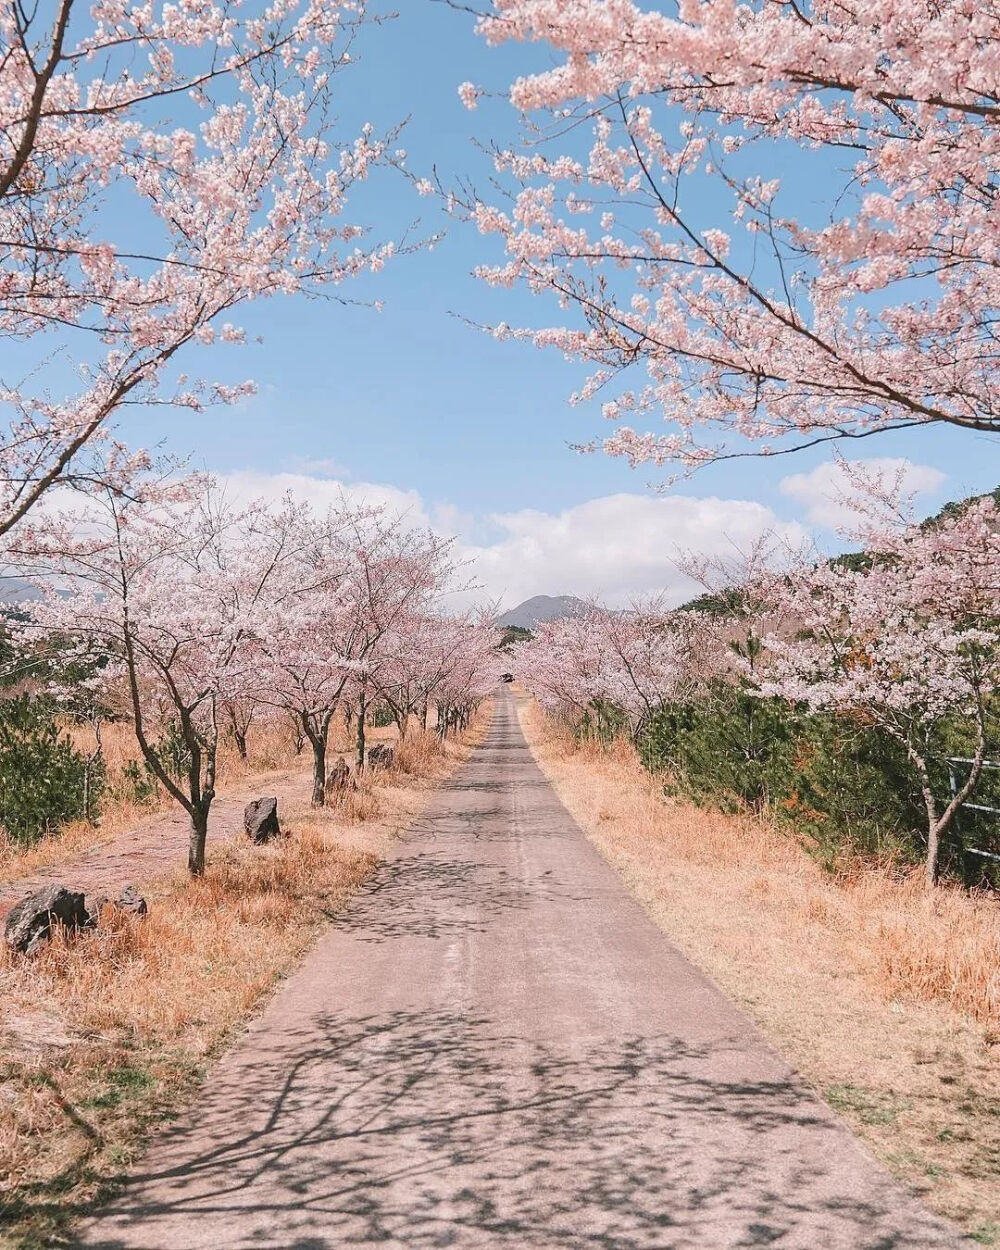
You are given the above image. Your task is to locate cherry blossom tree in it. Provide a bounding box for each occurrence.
[513,610,613,723]
[515,599,691,740]
[600,598,696,739]
[374,610,498,740]
[253,503,458,802]
[373,614,455,739]
[12,471,284,874]
[0,0,399,534]
[244,504,358,804]
[460,0,1000,472]
[757,498,1000,886]
[425,614,499,738]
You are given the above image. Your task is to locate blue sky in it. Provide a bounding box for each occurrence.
[96,3,1000,604]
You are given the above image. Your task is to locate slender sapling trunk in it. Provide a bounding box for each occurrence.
[356,678,367,772]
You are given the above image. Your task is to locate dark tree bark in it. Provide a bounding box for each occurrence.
[188,805,210,876]
[310,733,326,807]
[356,678,368,773]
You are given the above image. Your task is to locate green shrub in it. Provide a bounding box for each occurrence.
[154,719,192,781]
[640,682,798,812]
[640,691,960,872]
[114,757,160,807]
[0,694,102,845]
[110,720,193,808]
[774,715,925,869]
[371,701,396,729]
[499,625,533,650]
[578,698,628,746]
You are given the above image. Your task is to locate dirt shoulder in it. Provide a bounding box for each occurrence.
[0,714,491,1250]
[515,693,1000,1244]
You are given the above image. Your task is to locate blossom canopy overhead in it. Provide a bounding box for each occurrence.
[461,0,1000,473]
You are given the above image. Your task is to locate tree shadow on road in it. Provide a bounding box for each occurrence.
[329,851,600,943]
[73,1008,960,1249]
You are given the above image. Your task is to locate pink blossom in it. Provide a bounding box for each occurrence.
[462,0,1000,472]
[0,1,402,534]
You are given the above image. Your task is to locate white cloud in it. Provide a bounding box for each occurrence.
[461,493,805,607]
[215,468,431,527]
[281,455,352,480]
[779,457,945,530]
[213,470,811,609]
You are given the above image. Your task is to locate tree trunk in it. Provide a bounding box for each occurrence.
[83,719,103,825]
[83,748,102,824]
[288,713,305,755]
[421,699,428,731]
[188,806,209,876]
[356,681,367,772]
[311,735,326,807]
[914,748,983,888]
[926,819,941,888]
[234,729,248,761]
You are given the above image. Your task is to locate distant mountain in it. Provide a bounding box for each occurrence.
[496,595,588,630]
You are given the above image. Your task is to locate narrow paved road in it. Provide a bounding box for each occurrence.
[76,691,966,1249]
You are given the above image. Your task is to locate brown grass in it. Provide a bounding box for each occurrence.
[517,696,1000,1242]
[0,715,416,883]
[0,703,491,1249]
[395,727,455,775]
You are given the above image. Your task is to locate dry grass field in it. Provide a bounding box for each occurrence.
[0,708,491,1249]
[516,694,1000,1243]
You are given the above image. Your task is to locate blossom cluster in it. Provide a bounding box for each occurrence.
[463,0,1000,470]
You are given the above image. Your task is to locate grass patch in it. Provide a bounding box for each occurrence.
[825,1083,906,1127]
[80,1064,155,1112]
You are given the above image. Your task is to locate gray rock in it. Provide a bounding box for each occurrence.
[116,884,148,917]
[244,796,282,844]
[87,885,148,925]
[325,756,353,795]
[4,885,88,955]
[367,744,395,771]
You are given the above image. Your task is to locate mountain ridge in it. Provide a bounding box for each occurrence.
[496,594,587,629]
